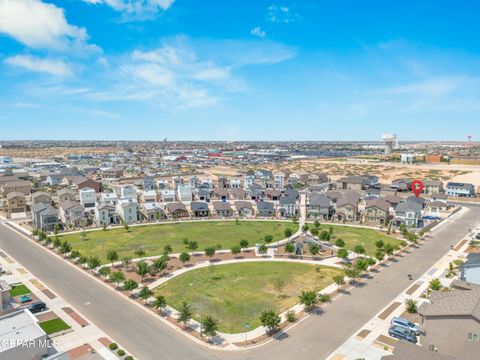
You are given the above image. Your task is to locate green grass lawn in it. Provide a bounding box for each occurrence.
[313,223,403,256]
[39,318,71,335]
[153,262,342,333]
[61,221,296,262]
[9,284,30,297]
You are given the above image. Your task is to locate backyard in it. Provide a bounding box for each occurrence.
[61,221,297,261]
[153,261,342,333]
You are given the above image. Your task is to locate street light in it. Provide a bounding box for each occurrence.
[243,322,250,343]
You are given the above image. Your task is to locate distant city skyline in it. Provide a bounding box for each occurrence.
[1,0,479,141]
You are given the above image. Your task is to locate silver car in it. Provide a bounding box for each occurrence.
[391,316,422,335]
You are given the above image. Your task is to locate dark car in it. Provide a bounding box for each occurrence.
[27,301,46,314]
[476,233,480,240]
[388,325,417,343]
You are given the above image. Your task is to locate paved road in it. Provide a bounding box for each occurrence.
[0,205,478,360]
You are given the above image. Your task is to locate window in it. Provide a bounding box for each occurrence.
[468,332,479,342]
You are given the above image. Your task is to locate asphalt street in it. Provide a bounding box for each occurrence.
[0,205,478,360]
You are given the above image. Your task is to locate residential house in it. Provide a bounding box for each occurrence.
[265,189,281,201]
[256,201,275,217]
[284,188,299,200]
[1,180,31,196]
[166,202,189,218]
[119,185,136,200]
[338,176,368,191]
[243,173,255,189]
[116,198,138,224]
[325,191,343,208]
[381,340,476,360]
[365,188,381,199]
[57,188,75,203]
[395,201,423,228]
[160,189,176,203]
[307,193,331,219]
[197,188,212,202]
[100,192,118,206]
[384,195,403,209]
[31,191,52,205]
[230,179,241,189]
[140,202,165,221]
[77,178,102,193]
[424,180,444,194]
[407,196,427,209]
[234,201,254,217]
[213,201,233,217]
[31,203,58,231]
[189,176,199,189]
[432,193,448,204]
[46,174,63,186]
[95,202,117,225]
[461,254,480,285]
[307,183,333,193]
[59,201,85,227]
[417,280,480,358]
[6,192,26,216]
[273,171,286,190]
[156,180,169,190]
[172,176,183,189]
[446,182,475,198]
[217,176,229,189]
[143,176,155,191]
[177,184,192,202]
[248,185,263,201]
[391,178,412,192]
[336,192,360,221]
[190,201,209,217]
[428,201,448,213]
[229,188,247,200]
[213,188,229,202]
[103,167,124,179]
[79,188,96,208]
[278,195,298,218]
[142,190,157,203]
[364,198,390,225]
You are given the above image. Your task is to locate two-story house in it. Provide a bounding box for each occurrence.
[31,203,58,231]
[364,198,390,225]
[394,201,423,228]
[59,201,85,227]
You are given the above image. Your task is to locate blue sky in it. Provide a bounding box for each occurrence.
[0,0,479,141]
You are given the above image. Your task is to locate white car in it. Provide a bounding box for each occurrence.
[390,316,422,335]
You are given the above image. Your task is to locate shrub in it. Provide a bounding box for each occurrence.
[335,238,345,248]
[405,299,418,314]
[108,343,118,350]
[318,293,331,303]
[125,357,133,360]
[117,349,125,356]
[286,310,296,322]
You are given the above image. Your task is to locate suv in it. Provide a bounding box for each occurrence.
[27,301,46,314]
[388,325,417,343]
[391,316,422,335]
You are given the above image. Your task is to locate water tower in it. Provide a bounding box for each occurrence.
[382,134,397,156]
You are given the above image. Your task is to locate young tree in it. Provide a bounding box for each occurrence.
[60,240,71,255]
[284,228,293,238]
[69,250,81,260]
[335,238,345,248]
[230,245,241,258]
[106,250,119,264]
[153,295,167,313]
[80,231,88,241]
[344,266,361,283]
[202,315,219,341]
[53,223,60,235]
[309,243,320,255]
[284,243,295,254]
[375,239,385,249]
[122,256,132,271]
[110,271,125,286]
[333,274,345,287]
[179,252,190,265]
[138,286,153,303]
[320,231,331,241]
[272,277,285,297]
[187,241,198,251]
[264,234,274,243]
[310,227,319,236]
[136,261,149,281]
[178,302,193,328]
[204,246,216,261]
[53,237,62,249]
[328,226,334,237]
[337,248,349,261]
[163,244,173,254]
[87,256,101,270]
[353,244,366,257]
[123,279,138,294]
[299,290,318,309]
[258,244,268,255]
[259,310,281,332]
[375,249,385,262]
[102,223,107,231]
[153,257,168,273]
[313,220,320,228]
[239,239,249,250]
[384,243,395,257]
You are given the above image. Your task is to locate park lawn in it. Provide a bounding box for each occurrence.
[9,284,30,297]
[61,221,296,262]
[153,262,342,333]
[318,224,403,256]
[39,318,71,335]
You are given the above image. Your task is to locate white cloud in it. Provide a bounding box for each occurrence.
[83,0,174,19]
[4,55,73,76]
[268,4,297,24]
[251,26,266,38]
[0,0,98,53]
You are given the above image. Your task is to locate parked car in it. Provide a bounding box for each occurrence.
[27,301,46,314]
[391,316,422,335]
[388,325,417,343]
[475,233,480,240]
